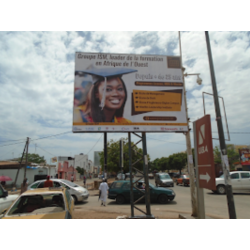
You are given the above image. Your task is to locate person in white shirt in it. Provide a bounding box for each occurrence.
[71,175,74,182]
[99,179,109,206]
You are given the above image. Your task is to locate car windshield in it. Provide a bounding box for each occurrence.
[219,174,224,178]
[7,193,65,216]
[160,174,171,179]
[60,179,78,187]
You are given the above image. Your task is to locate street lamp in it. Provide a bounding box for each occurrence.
[179,31,203,217]
[182,69,202,218]
[184,73,202,85]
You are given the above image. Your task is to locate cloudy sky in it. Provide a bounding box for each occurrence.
[1,30,249,165]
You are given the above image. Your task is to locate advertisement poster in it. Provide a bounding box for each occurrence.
[239,148,250,165]
[73,52,188,133]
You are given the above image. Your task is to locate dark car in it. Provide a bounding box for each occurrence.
[124,173,134,180]
[169,173,181,179]
[155,173,174,187]
[108,180,175,205]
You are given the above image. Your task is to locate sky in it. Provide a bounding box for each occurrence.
[0,4,249,166]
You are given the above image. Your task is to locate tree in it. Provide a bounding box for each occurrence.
[99,138,150,174]
[18,153,46,164]
[168,152,187,174]
[213,145,240,170]
[76,166,84,175]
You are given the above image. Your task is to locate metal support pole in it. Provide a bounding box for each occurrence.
[193,122,205,219]
[179,31,198,217]
[142,132,151,216]
[104,132,107,176]
[128,132,134,217]
[14,140,28,187]
[205,31,236,219]
[24,137,29,179]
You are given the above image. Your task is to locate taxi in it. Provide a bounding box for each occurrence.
[0,187,74,219]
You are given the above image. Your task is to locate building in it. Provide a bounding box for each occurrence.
[74,154,89,173]
[0,161,49,188]
[57,157,77,181]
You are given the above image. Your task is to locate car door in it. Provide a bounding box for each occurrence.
[230,172,241,190]
[121,182,132,201]
[240,172,250,190]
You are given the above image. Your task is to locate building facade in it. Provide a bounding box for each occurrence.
[57,157,77,181]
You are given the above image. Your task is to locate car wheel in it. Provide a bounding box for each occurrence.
[217,185,226,194]
[158,194,168,204]
[176,181,178,186]
[116,195,125,204]
[171,183,174,187]
[183,181,186,186]
[72,195,77,204]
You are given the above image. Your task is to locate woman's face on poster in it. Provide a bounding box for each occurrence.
[96,77,126,110]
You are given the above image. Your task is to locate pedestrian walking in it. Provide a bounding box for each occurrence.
[44,176,53,188]
[99,178,109,206]
[71,175,74,182]
[20,178,28,194]
[83,176,86,186]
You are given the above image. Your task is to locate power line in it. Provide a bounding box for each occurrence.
[147,136,186,145]
[0,141,26,148]
[30,131,71,141]
[0,143,24,160]
[36,145,55,157]
[0,138,27,143]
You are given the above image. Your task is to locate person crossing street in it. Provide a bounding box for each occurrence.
[99,178,109,206]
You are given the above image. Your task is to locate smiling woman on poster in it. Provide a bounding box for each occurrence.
[75,67,137,123]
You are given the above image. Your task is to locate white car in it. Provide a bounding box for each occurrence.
[28,179,89,203]
[214,171,250,194]
[0,184,19,214]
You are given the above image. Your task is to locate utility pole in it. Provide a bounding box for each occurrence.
[205,31,236,219]
[179,31,197,217]
[24,137,29,179]
[104,132,107,176]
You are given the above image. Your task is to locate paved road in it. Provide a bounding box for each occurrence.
[75,178,250,219]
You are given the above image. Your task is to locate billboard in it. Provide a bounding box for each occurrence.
[239,148,250,165]
[51,157,57,163]
[73,52,188,133]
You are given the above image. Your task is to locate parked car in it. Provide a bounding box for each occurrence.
[212,171,250,194]
[124,173,134,180]
[0,184,19,214]
[148,173,154,179]
[108,180,175,204]
[169,173,181,179]
[155,173,174,187]
[116,173,125,180]
[0,187,74,219]
[27,179,89,203]
[176,175,190,186]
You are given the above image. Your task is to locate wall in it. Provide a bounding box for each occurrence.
[0,167,48,188]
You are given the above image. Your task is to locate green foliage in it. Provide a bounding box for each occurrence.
[168,152,187,174]
[213,145,240,169]
[99,138,150,173]
[151,152,187,174]
[76,166,84,175]
[18,153,46,164]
